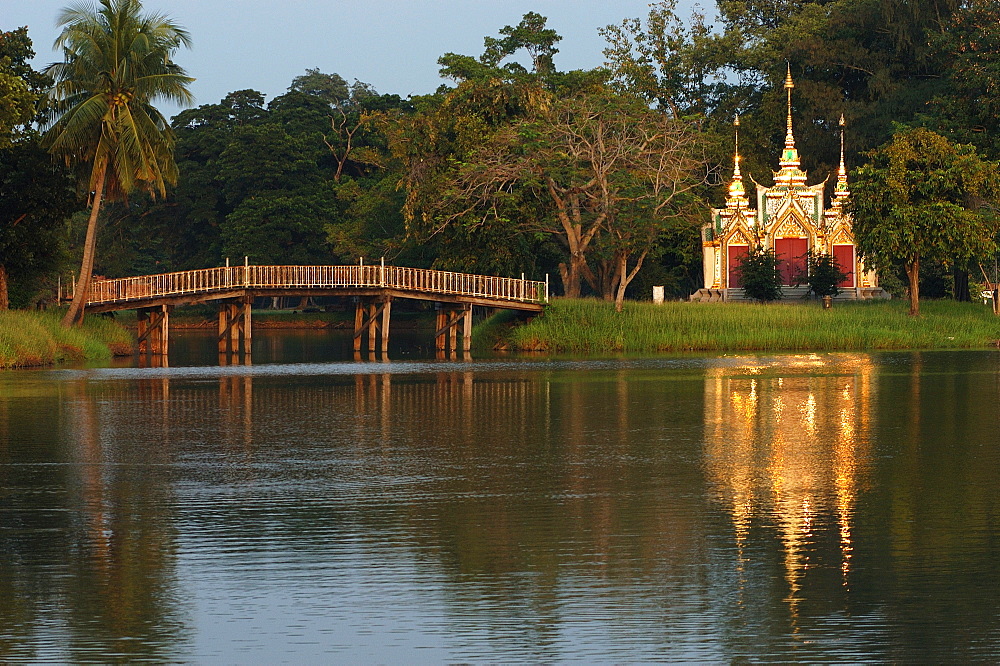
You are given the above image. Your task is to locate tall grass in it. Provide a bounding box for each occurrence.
[482,298,1000,353]
[0,310,133,368]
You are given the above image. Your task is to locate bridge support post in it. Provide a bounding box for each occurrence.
[218,298,252,359]
[136,304,171,356]
[354,296,392,355]
[435,303,473,355]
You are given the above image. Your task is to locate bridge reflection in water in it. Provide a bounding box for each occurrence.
[10,352,1000,660]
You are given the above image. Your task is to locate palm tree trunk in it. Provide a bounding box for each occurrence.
[62,161,108,328]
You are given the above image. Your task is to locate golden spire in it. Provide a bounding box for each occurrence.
[835,113,850,201]
[727,114,749,209]
[784,63,795,150]
[734,114,742,177]
[775,62,804,185]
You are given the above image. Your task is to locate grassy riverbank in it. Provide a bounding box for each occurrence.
[0,310,133,368]
[481,298,1000,353]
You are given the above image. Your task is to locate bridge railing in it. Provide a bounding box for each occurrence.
[85,265,548,306]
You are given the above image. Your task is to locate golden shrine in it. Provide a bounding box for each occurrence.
[692,68,885,301]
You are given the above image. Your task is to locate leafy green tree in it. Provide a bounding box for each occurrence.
[801,251,847,299]
[850,128,1000,315]
[601,0,730,118]
[130,90,268,272]
[216,124,321,206]
[395,13,708,302]
[42,0,193,326]
[920,2,1000,159]
[387,15,573,279]
[0,28,75,309]
[283,70,386,182]
[421,88,705,302]
[0,138,76,309]
[0,28,45,149]
[289,68,351,105]
[221,189,336,264]
[737,245,783,302]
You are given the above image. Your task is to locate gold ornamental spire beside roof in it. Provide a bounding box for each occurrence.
[834,113,850,202]
[784,63,796,151]
[727,115,750,210]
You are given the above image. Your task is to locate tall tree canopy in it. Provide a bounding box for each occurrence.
[0,28,45,149]
[391,12,708,302]
[849,128,1000,315]
[0,28,75,309]
[42,0,193,326]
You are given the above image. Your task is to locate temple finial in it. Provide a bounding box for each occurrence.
[835,113,849,200]
[734,114,741,175]
[727,114,748,209]
[775,62,802,182]
[784,62,795,149]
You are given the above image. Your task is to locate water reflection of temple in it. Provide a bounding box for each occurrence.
[703,355,874,616]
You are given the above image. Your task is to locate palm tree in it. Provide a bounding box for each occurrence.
[43,0,193,326]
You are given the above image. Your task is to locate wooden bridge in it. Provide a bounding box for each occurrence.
[83,263,548,358]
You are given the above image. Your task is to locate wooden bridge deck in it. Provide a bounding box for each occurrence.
[82,264,548,358]
[84,264,547,313]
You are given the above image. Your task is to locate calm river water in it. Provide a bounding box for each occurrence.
[2,331,1000,662]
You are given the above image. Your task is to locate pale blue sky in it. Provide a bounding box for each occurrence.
[6,0,706,115]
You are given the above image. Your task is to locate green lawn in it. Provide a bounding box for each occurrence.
[481,298,1000,353]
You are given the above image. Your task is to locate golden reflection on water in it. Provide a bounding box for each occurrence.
[705,354,874,621]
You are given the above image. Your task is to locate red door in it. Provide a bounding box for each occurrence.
[728,245,748,288]
[833,244,855,288]
[774,238,808,286]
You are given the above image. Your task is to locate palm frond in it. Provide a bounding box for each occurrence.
[43,0,193,201]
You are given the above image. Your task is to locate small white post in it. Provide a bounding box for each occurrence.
[380,256,385,287]
[653,286,665,305]
[545,273,549,303]
[244,256,249,287]
[226,257,230,267]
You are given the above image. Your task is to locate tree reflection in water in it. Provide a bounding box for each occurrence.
[1,351,1000,661]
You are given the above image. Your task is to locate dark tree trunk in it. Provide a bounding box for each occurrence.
[953,267,970,302]
[906,255,920,316]
[0,265,8,310]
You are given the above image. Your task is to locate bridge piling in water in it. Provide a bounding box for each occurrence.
[435,303,473,353]
[136,305,171,356]
[354,297,392,354]
[218,298,251,358]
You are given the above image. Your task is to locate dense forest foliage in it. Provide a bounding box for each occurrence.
[3,0,1000,309]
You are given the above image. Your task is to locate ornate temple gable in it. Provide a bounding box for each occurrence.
[761,192,816,233]
[774,218,808,239]
[830,225,854,245]
[724,223,754,246]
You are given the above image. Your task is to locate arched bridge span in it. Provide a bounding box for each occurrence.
[83,264,548,358]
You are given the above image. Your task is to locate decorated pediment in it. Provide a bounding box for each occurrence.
[774,218,808,238]
[726,226,753,245]
[830,227,854,245]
